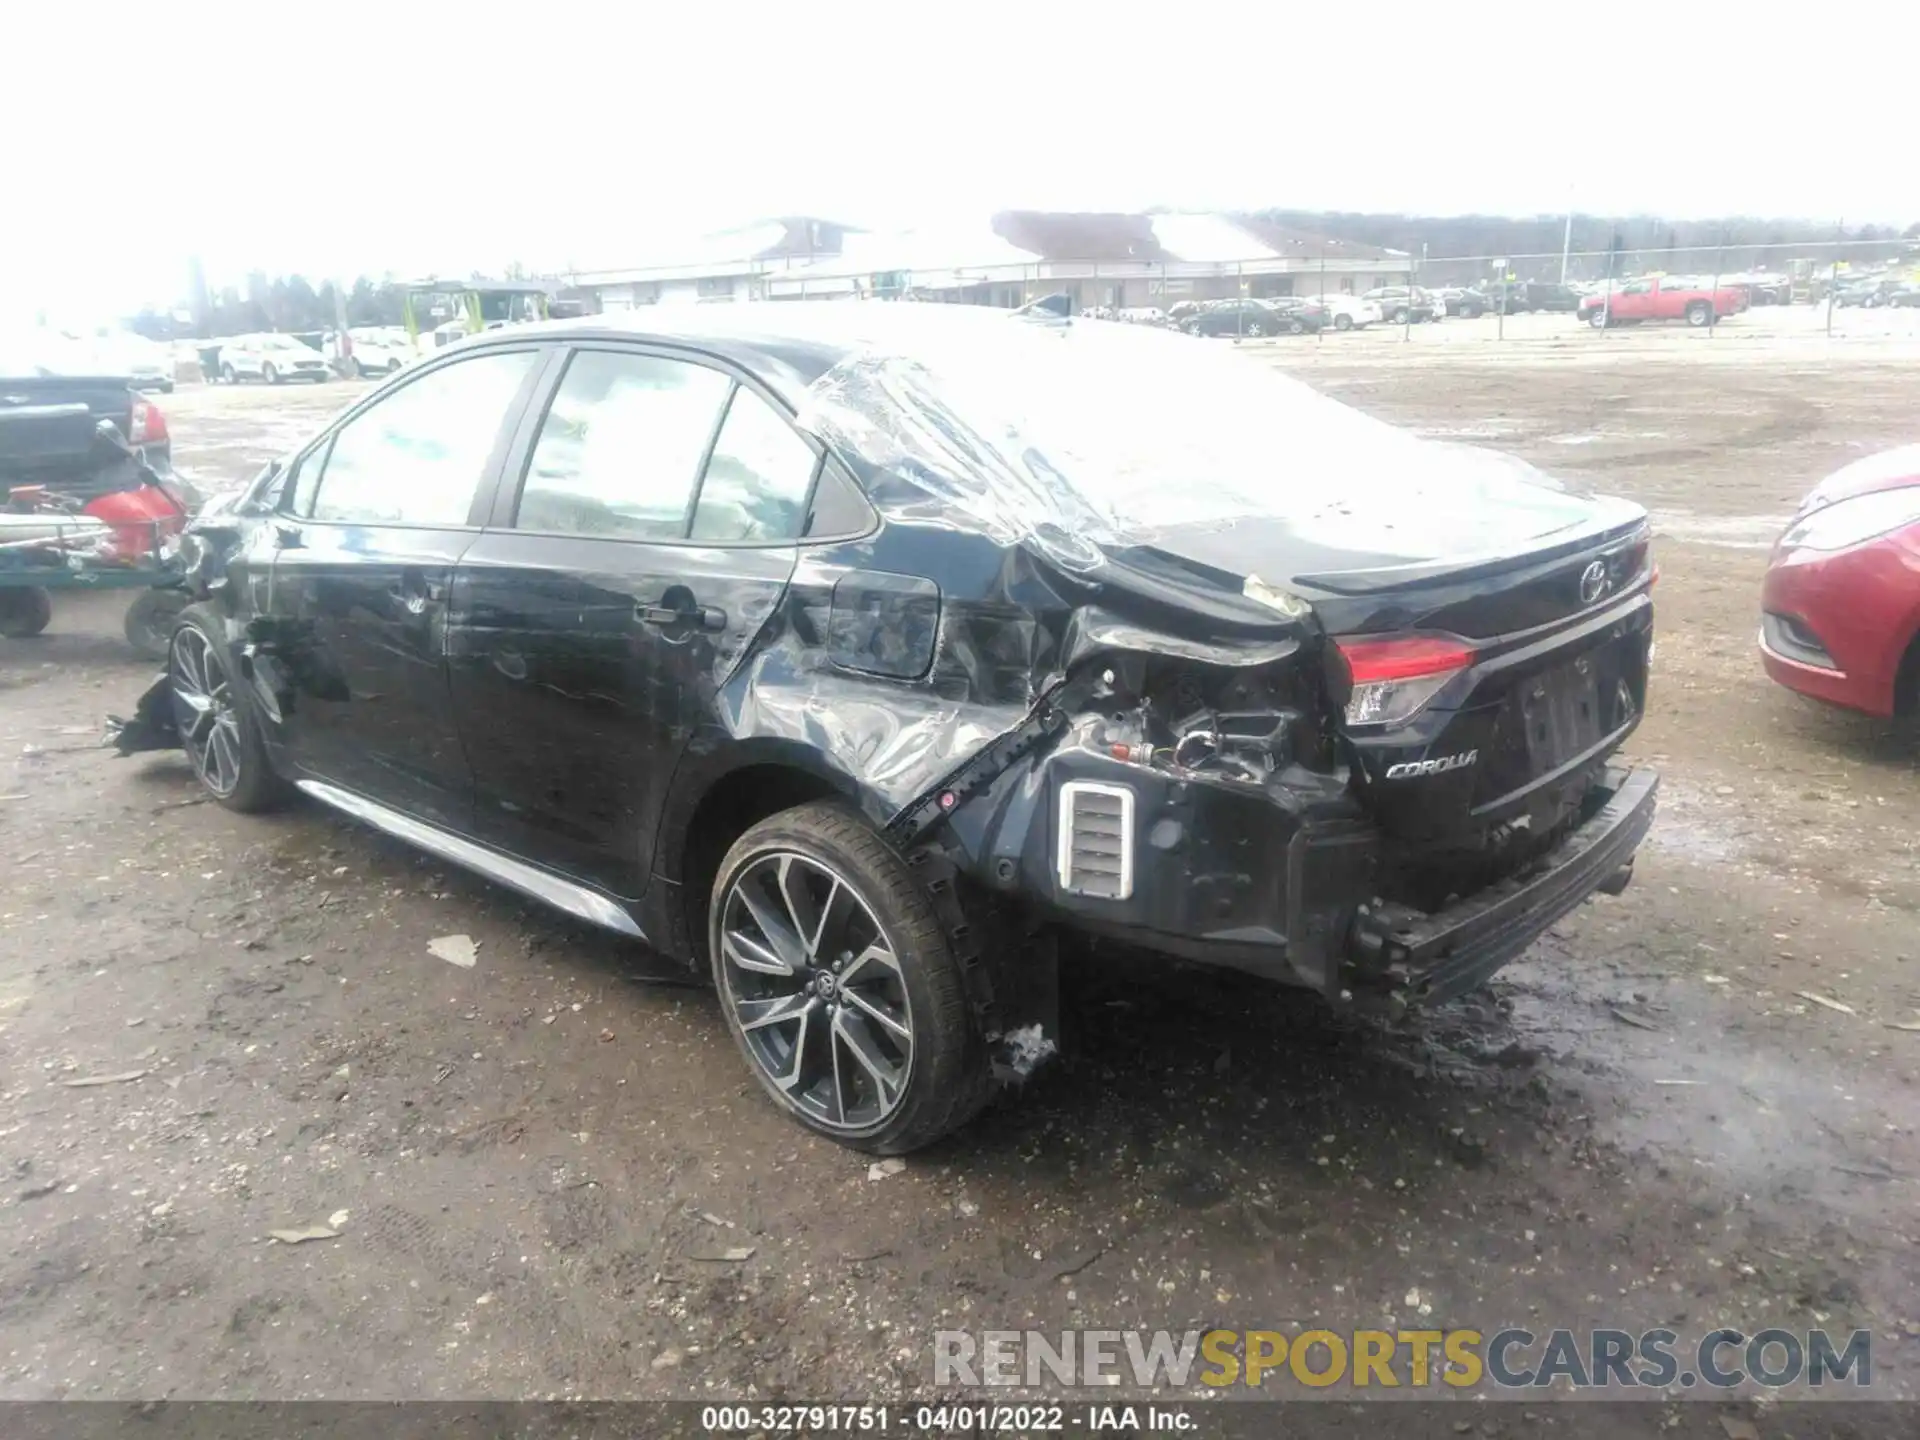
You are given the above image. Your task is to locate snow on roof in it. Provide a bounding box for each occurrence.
[1152,213,1279,263]
[766,222,1038,289]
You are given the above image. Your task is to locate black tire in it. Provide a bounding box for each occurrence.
[123,588,187,660]
[167,603,291,813]
[1288,317,1305,334]
[263,362,280,384]
[1589,308,1610,329]
[0,587,53,638]
[709,802,989,1153]
[1685,302,1713,328]
[221,362,237,384]
[1334,314,1353,331]
[1244,320,1267,338]
[1390,307,1410,323]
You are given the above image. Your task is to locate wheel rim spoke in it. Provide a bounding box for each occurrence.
[838,941,898,986]
[722,925,792,976]
[210,719,241,792]
[720,850,914,1132]
[736,991,814,1034]
[772,1000,815,1093]
[841,984,911,1043]
[168,630,240,797]
[735,868,806,972]
[829,1022,849,1126]
[833,1009,904,1110]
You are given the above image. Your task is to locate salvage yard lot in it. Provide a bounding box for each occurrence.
[3,319,1919,1412]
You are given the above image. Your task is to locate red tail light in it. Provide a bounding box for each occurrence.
[1335,634,1477,728]
[129,395,169,447]
[1336,635,1477,683]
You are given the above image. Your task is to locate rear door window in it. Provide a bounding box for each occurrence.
[300,350,535,525]
[690,387,820,543]
[515,350,731,540]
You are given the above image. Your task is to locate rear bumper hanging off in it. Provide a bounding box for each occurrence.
[938,721,1658,1007]
[1345,764,1658,1005]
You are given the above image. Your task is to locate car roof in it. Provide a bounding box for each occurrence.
[452,302,1084,403]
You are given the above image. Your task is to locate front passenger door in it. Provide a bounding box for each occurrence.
[262,347,543,828]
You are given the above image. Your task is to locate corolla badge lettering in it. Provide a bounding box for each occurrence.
[1385,751,1479,780]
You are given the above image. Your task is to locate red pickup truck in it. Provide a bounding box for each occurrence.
[1579,277,1748,329]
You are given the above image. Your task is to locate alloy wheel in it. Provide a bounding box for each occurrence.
[717,851,913,1133]
[169,627,243,798]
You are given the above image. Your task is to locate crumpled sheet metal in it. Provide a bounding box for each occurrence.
[720,558,1057,817]
[715,549,1313,826]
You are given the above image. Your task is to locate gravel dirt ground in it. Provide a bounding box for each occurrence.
[3,316,1919,1426]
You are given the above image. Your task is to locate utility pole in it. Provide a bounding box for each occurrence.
[1827,218,1844,337]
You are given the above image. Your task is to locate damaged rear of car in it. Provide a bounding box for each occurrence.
[112,307,1655,1153]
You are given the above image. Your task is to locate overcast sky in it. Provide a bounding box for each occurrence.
[5,0,1914,321]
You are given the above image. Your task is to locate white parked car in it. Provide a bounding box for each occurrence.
[1312,294,1384,330]
[82,331,177,392]
[331,327,414,377]
[218,333,332,384]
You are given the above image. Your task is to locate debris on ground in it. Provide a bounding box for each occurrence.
[429,934,479,969]
[1795,990,1855,1015]
[1609,1007,1662,1032]
[697,1212,735,1229]
[268,1225,341,1245]
[59,1069,148,1088]
[691,1246,755,1263]
[650,1348,684,1371]
[1718,1416,1760,1440]
[867,1158,906,1182]
[993,1023,1058,1081]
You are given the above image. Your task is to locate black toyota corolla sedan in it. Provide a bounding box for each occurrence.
[113,305,1657,1152]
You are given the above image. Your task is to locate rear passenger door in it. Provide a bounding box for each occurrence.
[446,345,830,899]
[262,346,543,828]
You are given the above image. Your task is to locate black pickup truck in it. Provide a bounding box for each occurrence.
[0,333,182,502]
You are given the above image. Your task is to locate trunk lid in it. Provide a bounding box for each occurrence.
[0,374,136,488]
[1308,525,1655,897]
[1129,446,1654,869]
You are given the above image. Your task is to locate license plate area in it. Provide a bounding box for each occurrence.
[1473,635,1643,812]
[1521,656,1605,771]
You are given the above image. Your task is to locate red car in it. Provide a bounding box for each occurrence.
[1580,277,1748,329]
[1760,445,1920,718]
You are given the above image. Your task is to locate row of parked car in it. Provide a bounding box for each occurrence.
[199,328,417,384]
[1832,274,1920,308]
[1110,267,1878,340]
[1107,283,1593,338]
